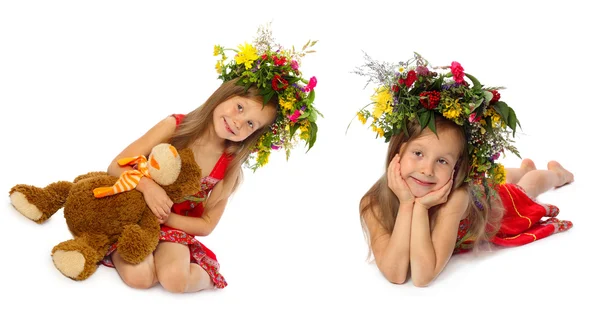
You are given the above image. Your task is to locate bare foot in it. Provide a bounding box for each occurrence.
[547,161,574,187]
[520,158,537,173]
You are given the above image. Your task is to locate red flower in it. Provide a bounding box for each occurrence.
[273,56,287,66]
[450,61,465,84]
[392,85,399,92]
[271,74,288,91]
[405,70,417,87]
[419,91,441,110]
[489,90,501,104]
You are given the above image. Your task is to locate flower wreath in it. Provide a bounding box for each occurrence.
[213,24,322,170]
[353,52,521,195]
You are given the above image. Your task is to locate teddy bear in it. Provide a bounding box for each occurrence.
[9,143,202,281]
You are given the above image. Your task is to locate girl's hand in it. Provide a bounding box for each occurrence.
[137,177,173,222]
[387,154,415,203]
[415,171,454,210]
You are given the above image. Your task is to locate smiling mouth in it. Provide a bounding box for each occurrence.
[223,118,236,135]
[410,177,435,186]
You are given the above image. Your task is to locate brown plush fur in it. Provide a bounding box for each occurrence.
[9,147,202,281]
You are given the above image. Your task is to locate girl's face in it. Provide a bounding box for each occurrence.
[212,96,277,142]
[398,128,463,198]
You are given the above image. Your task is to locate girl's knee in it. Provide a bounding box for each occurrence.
[157,264,189,293]
[121,270,156,289]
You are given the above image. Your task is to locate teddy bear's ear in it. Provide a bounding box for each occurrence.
[148,143,182,186]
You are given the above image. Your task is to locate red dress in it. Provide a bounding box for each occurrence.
[454,183,573,254]
[101,114,230,289]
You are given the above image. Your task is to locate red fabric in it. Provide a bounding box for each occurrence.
[172,113,185,126]
[454,183,572,253]
[490,184,572,246]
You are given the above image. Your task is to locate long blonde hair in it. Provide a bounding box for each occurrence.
[169,79,278,200]
[359,115,503,258]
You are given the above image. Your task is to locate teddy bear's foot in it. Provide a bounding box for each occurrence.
[52,235,108,280]
[9,191,44,222]
[9,181,73,224]
[52,250,87,279]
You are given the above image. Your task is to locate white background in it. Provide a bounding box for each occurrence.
[1,0,597,318]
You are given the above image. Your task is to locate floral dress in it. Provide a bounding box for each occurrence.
[101,114,231,288]
[454,183,573,254]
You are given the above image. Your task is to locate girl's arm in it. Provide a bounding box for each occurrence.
[107,115,178,221]
[362,198,414,284]
[164,168,239,236]
[409,186,469,287]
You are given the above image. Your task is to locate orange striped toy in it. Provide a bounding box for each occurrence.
[93,156,151,198]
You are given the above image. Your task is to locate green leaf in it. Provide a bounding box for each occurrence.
[418,110,431,128]
[307,122,318,150]
[483,90,493,103]
[493,101,510,123]
[307,89,316,104]
[308,110,317,122]
[473,97,484,109]
[428,112,437,135]
[507,107,519,136]
[263,90,275,106]
[289,123,299,137]
[298,111,311,119]
[464,73,481,90]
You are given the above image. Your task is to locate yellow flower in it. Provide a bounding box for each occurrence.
[357,112,367,124]
[213,45,221,56]
[442,99,462,120]
[371,125,385,138]
[279,96,295,112]
[257,151,270,166]
[215,61,223,74]
[235,42,258,69]
[299,121,310,140]
[371,87,392,119]
[493,163,506,184]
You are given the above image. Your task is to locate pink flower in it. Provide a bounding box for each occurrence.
[290,60,299,71]
[303,76,317,92]
[416,65,429,76]
[450,61,464,84]
[469,113,481,123]
[288,109,301,123]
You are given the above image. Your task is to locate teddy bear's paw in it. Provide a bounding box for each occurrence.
[52,250,86,279]
[52,238,102,280]
[9,191,44,222]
